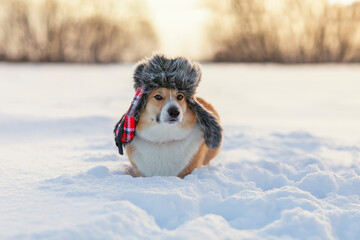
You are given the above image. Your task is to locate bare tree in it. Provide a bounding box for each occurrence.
[204,0,360,63]
[0,0,158,63]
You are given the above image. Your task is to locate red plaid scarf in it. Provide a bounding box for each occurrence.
[114,86,144,154]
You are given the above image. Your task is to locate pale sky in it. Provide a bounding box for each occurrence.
[147,0,207,59]
[57,0,360,59]
[329,0,359,4]
[147,0,359,59]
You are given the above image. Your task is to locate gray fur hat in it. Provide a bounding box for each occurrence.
[115,54,222,151]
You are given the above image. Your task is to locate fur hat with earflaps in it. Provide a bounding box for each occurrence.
[114,54,222,155]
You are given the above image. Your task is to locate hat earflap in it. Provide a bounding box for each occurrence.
[114,87,147,155]
[189,99,222,149]
[133,92,149,123]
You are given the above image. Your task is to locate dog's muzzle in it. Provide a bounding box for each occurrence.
[160,101,183,124]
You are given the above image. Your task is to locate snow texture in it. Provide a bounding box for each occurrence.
[1,64,360,239]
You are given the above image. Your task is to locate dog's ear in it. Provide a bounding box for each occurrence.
[189,100,222,148]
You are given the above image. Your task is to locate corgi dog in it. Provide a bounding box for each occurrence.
[114,54,222,178]
[126,89,221,178]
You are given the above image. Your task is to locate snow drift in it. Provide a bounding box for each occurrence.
[0,64,359,239]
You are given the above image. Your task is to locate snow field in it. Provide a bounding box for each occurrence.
[1,64,360,239]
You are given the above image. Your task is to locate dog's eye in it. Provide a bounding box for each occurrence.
[154,95,163,101]
[177,95,184,101]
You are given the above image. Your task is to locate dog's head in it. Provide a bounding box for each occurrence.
[115,54,222,149]
[136,87,197,143]
[146,88,187,124]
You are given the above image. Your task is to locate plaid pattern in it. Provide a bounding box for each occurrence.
[114,87,144,154]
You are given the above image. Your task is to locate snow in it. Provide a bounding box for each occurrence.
[1,63,360,239]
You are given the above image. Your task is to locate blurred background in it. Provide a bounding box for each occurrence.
[1,2,360,237]
[0,0,360,63]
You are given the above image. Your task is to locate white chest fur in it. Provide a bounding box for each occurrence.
[128,124,204,177]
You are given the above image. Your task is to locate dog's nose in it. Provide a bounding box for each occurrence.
[168,107,180,118]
